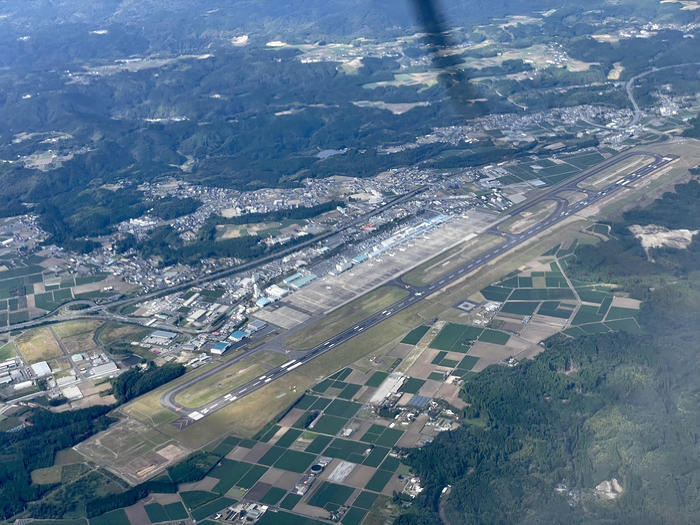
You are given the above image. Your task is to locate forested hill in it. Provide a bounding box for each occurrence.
[397,178,700,525]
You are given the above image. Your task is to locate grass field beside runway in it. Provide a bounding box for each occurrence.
[174,352,287,409]
[286,285,409,350]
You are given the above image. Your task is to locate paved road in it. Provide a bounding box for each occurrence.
[0,187,427,335]
[625,62,700,128]
[162,151,678,427]
[49,326,84,380]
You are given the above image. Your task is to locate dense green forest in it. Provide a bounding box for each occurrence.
[127,222,313,266]
[683,114,700,139]
[398,179,700,524]
[0,406,116,519]
[110,361,185,403]
[213,200,343,225]
[0,1,696,250]
[149,197,202,220]
[567,179,700,282]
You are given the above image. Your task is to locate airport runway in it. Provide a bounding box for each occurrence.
[162,151,677,428]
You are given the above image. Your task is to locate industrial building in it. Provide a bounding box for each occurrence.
[31,361,52,378]
[283,272,303,284]
[230,330,247,342]
[247,319,267,332]
[89,361,119,378]
[265,284,288,299]
[148,330,178,345]
[211,341,232,355]
[255,297,272,308]
[288,273,317,289]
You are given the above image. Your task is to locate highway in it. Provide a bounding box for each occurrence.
[161,151,677,428]
[624,62,700,128]
[0,186,427,335]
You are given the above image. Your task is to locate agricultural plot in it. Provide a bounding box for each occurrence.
[361,426,401,446]
[537,301,573,319]
[276,428,302,448]
[605,318,642,333]
[606,307,640,321]
[363,446,390,467]
[312,415,346,436]
[258,510,326,525]
[280,412,316,435]
[90,509,130,525]
[479,329,510,345]
[374,429,404,448]
[210,436,240,457]
[44,355,458,525]
[259,446,286,466]
[306,435,333,454]
[294,394,319,410]
[510,288,574,300]
[191,497,236,521]
[338,383,361,400]
[312,379,333,393]
[280,493,302,510]
[259,425,282,443]
[458,355,479,371]
[309,482,355,509]
[9,311,29,324]
[144,501,187,522]
[310,397,332,410]
[398,378,425,394]
[274,450,316,473]
[324,399,362,419]
[576,288,610,303]
[260,486,287,505]
[325,438,370,462]
[430,323,483,352]
[365,469,394,492]
[572,305,605,326]
[353,490,379,509]
[500,301,539,315]
[580,323,611,334]
[400,325,430,345]
[1,262,112,320]
[431,351,447,365]
[237,465,268,489]
[365,371,389,387]
[180,490,218,509]
[342,507,368,525]
[480,285,512,302]
[209,459,253,493]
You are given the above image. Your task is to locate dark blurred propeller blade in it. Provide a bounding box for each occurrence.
[409,0,474,116]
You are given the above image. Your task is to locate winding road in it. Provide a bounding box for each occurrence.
[624,62,700,128]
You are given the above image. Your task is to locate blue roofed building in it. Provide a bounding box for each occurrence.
[230,330,247,342]
[211,341,231,355]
